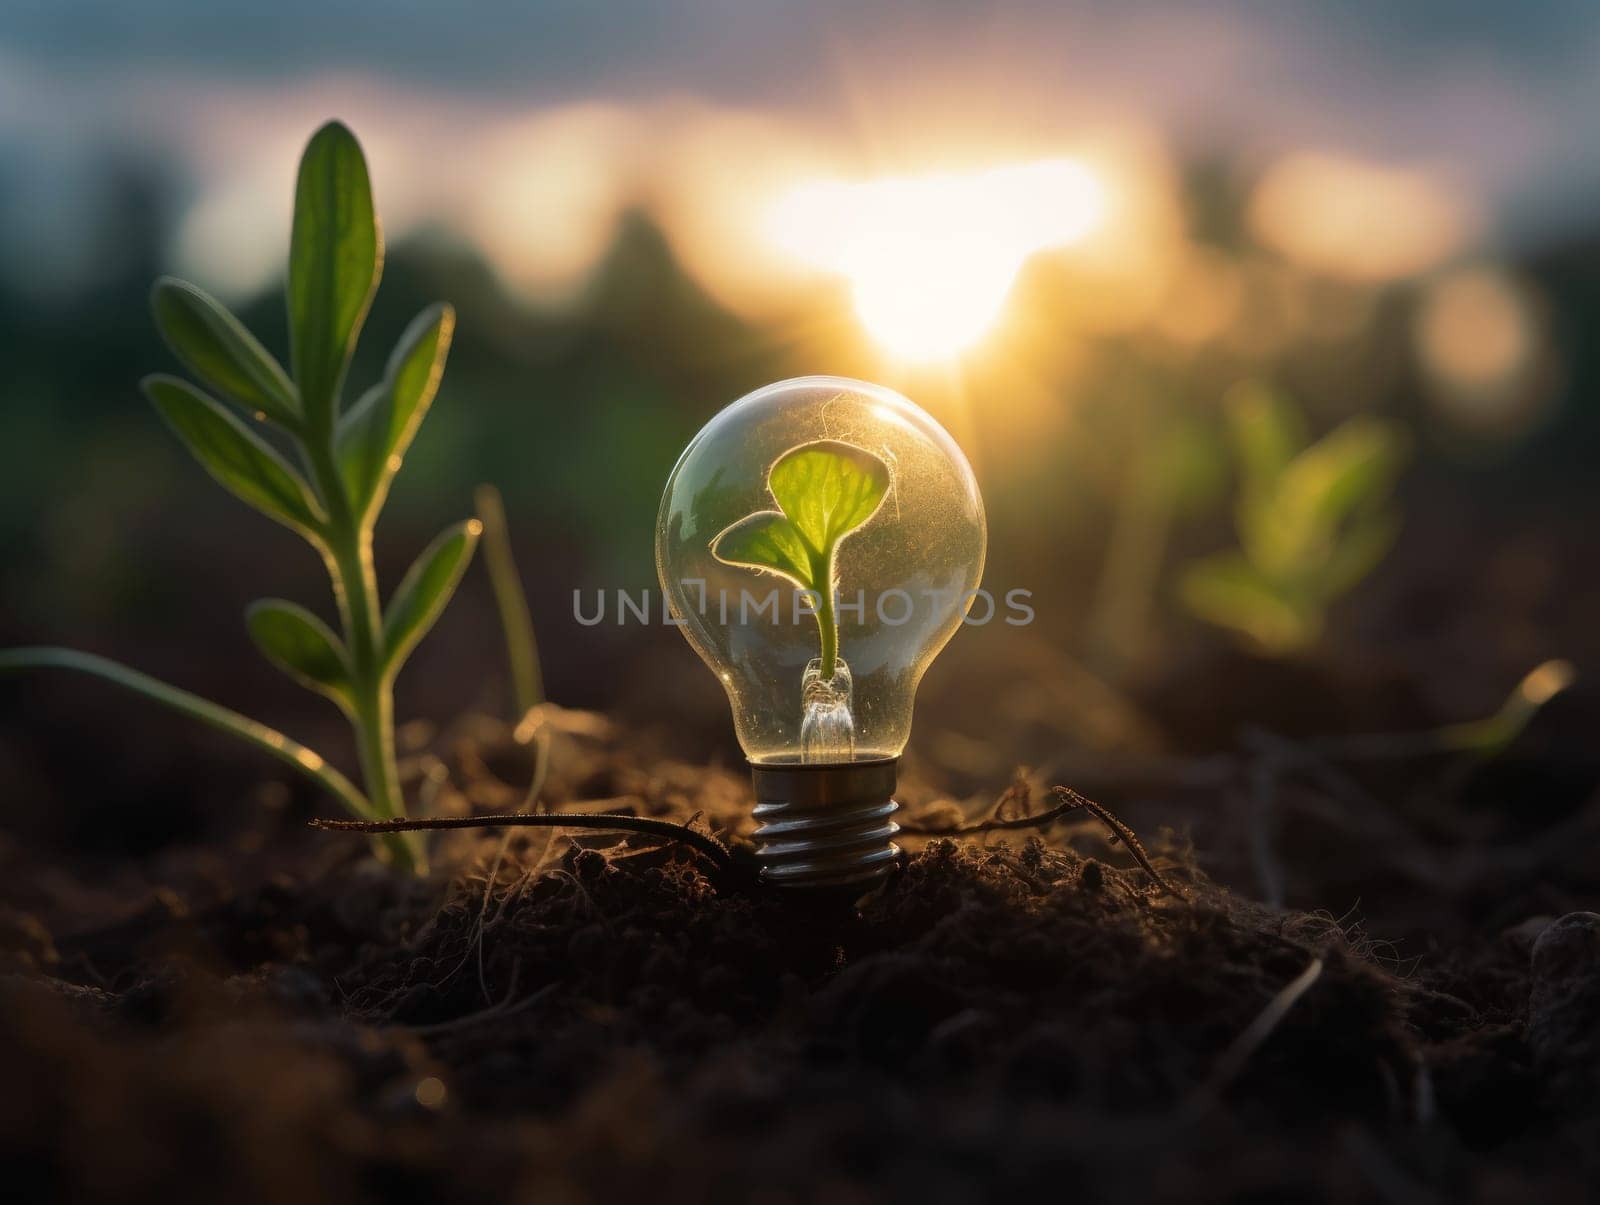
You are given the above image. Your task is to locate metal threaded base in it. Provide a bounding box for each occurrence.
[750,758,901,890]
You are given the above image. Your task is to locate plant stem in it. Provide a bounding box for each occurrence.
[897,784,1179,897]
[310,810,734,877]
[475,484,544,716]
[815,547,838,680]
[304,437,422,874]
[1086,388,1172,678]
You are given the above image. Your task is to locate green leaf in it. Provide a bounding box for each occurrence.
[0,646,375,821]
[766,440,890,556]
[335,303,454,516]
[246,599,355,714]
[1148,413,1228,516]
[383,519,481,672]
[142,375,326,537]
[710,440,889,679]
[288,120,381,425]
[1179,553,1318,653]
[1227,381,1306,492]
[150,277,299,426]
[1316,511,1400,598]
[1248,416,1405,581]
[711,511,816,589]
[1278,417,1405,535]
[475,483,544,716]
[1438,659,1578,755]
[1236,484,1305,582]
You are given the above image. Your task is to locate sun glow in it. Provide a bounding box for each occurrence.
[764,159,1105,361]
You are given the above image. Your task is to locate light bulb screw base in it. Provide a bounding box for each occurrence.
[750,758,901,891]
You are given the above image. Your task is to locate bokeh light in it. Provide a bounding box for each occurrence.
[1249,152,1478,283]
[1416,265,1551,437]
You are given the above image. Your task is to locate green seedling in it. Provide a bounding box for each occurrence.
[475,482,552,804]
[711,440,889,679]
[1311,658,1577,761]
[1180,382,1407,654]
[475,483,544,720]
[0,121,477,874]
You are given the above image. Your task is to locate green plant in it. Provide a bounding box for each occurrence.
[474,482,552,805]
[1180,382,1407,654]
[1084,372,1228,675]
[475,483,544,719]
[0,121,477,874]
[711,440,889,679]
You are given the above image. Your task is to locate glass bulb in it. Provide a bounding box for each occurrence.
[657,376,986,889]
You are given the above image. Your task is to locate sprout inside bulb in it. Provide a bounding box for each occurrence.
[657,376,986,888]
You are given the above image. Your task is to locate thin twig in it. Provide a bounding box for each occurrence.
[899,784,1178,896]
[310,811,733,875]
[476,831,513,1004]
[397,977,555,1036]
[1178,955,1324,1123]
[1241,726,1454,895]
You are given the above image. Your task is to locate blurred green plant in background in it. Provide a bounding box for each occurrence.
[1,121,482,873]
[1179,382,1408,654]
[1083,358,1230,676]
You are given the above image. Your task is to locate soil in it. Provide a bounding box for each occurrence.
[4,659,1600,1205]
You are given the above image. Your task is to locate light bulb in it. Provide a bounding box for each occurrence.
[656,376,986,889]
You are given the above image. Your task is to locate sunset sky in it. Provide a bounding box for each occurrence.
[2,1,1597,317]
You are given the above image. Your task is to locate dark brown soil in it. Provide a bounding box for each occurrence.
[3,682,1599,1205]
